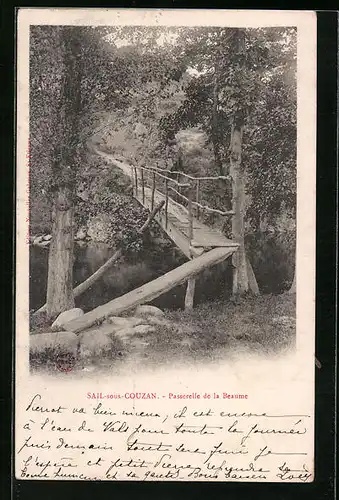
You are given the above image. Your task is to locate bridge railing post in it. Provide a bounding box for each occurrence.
[196,179,200,220]
[165,178,168,229]
[151,172,156,210]
[130,165,135,197]
[141,168,145,205]
[188,186,193,243]
[134,166,138,199]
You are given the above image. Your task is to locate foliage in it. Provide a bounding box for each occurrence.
[30,25,297,299]
[158,27,297,228]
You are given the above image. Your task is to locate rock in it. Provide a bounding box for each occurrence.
[134,122,147,138]
[146,316,173,328]
[78,329,113,359]
[133,324,156,335]
[113,327,137,341]
[43,234,52,241]
[135,305,165,318]
[106,316,146,329]
[30,331,78,356]
[40,240,50,247]
[128,338,149,349]
[76,240,87,247]
[33,235,44,245]
[75,227,87,241]
[51,308,84,330]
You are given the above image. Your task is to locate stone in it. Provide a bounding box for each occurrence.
[43,234,52,241]
[78,329,113,359]
[134,122,147,138]
[75,227,87,240]
[114,327,137,341]
[33,235,44,245]
[40,240,50,247]
[135,305,165,318]
[146,316,173,328]
[51,308,84,330]
[133,324,156,335]
[129,338,149,349]
[106,316,146,329]
[30,331,78,356]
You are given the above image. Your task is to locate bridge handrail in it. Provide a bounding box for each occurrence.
[168,186,234,217]
[137,165,190,188]
[140,164,231,182]
[131,161,234,245]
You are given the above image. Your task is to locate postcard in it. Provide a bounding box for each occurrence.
[15,8,316,482]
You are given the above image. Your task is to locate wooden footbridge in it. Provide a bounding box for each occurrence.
[64,150,239,334]
[97,150,238,259]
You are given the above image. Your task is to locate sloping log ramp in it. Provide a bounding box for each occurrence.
[64,246,236,334]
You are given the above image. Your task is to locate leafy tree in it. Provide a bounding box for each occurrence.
[158,26,296,294]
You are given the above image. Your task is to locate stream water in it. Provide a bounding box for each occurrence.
[29,233,294,313]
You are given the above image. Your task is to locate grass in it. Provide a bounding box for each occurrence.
[125,292,296,368]
[29,292,296,373]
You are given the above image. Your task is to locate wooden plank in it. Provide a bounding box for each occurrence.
[151,172,156,210]
[141,186,237,249]
[185,277,196,310]
[141,169,145,204]
[96,149,238,250]
[64,247,235,333]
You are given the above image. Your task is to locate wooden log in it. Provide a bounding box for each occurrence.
[196,179,200,220]
[134,166,138,198]
[165,179,168,228]
[185,277,196,310]
[141,169,145,204]
[138,200,164,234]
[151,172,156,210]
[63,246,235,334]
[130,165,134,197]
[34,201,165,316]
[188,189,193,241]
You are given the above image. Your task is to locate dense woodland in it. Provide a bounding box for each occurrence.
[30,26,296,321]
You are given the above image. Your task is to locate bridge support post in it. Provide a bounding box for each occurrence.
[185,277,196,311]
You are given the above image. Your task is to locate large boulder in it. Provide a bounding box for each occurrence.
[135,305,165,318]
[51,308,84,330]
[78,329,113,359]
[30,331,79,356]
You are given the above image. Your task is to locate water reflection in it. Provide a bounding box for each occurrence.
[29,232,295,313]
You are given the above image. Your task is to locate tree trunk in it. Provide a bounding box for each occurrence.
[36,200,165,316]
[45,27,82,319]
[229,29,259,296]
[212,70,223,175]
[230,121,249,295]
[46,186,75,318]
